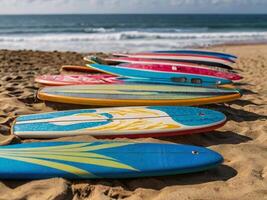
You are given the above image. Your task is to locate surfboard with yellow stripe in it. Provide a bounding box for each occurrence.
[0,141,223,179]
[37,83,242,106]
[12,106,226,139]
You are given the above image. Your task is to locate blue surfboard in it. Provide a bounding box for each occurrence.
[148,50,237,61]
[0,141,223,179]
[12,106,226,139]
[87,64,232,86]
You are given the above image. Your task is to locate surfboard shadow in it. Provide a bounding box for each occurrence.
[43,101,101,110]
[221,106,267,122]
[126,164,237,190]
[74,164,237,191]
[158,130,252,147]
[202,104,267,122]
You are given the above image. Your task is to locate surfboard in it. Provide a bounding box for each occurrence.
[36,74,229,87]
[119,63,241,81]
[85,56,234,72]
[112,53,233,70]
[37,84,242,106]
[13,106,226,139]
[85,57,241,81]
[146,50,237,61]
[61,65,99,73]
[0,141,223,179]
[87,63,233,86]
[35,74,120,86]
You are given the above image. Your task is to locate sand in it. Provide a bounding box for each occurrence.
[0,45,266,200]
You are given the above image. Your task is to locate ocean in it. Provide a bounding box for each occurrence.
[0,14,267,52]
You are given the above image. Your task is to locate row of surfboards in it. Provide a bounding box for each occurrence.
[2,49,242,179]
[35,50,242,106]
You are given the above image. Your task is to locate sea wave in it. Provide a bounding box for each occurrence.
[0,27,117,34]
[0,31,266,52]
[83,28,116,33]
[0,27,211,35]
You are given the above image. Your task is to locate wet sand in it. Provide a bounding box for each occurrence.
[0,45,266,200]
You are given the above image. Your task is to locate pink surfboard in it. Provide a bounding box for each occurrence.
[119,63,242,81]
[35,74,121,86]
[112,53,234,70]
[101,56,231,72]
[104,57,211,68]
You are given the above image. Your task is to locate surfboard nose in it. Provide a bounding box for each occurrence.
[190,146,224,170]
[152,106,226,127]
[166,144,224,174]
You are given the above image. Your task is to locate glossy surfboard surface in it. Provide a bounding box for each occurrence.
[112,53,233,70]
[13,106,226,139]
[147,50,237,61]
[0,141,223,179]
[37,83,241,106]
[35,74,120,86]
[88,63,232,86]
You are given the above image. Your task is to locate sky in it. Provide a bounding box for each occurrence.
[0,0,267,14]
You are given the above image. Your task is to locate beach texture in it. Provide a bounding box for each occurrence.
[0,44,266,200]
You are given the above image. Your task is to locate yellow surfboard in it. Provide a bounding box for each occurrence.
[37,84,241,106]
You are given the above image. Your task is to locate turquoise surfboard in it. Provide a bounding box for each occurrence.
[13,106,226,139]
[87,64,232,86]
[0,141,223,179]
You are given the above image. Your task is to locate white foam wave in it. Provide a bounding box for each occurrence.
[83,27,115,33]
[0,31,266,52]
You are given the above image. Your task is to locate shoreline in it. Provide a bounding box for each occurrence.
[0,43,266,199]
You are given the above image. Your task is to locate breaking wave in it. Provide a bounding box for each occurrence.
[0,31,267,52]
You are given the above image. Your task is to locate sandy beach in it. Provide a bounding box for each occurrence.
[0,44,266,200]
